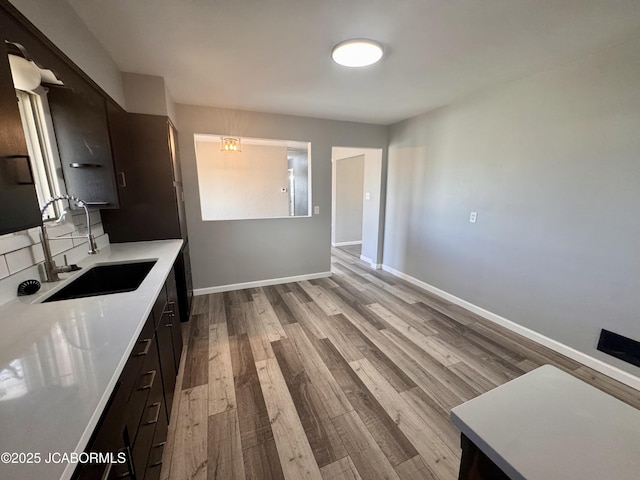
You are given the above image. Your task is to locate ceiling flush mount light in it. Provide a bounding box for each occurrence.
[221,136,241,152]
[331,39,384,67]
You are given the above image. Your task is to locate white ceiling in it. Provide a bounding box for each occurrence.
[65,0,640,125]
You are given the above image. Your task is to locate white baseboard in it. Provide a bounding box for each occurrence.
[359,254,382,270]
[193,271,332,295]
[332,240,363,247]
[382,264,640,391]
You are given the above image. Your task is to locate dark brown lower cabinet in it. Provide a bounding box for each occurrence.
[165,266,184,369]
[74,268,182,480]
[457,434,510,480]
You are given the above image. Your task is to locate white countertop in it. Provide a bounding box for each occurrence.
[450,365,640,480]
[0,240,183,480]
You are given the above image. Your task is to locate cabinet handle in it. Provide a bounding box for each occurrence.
[118,171,127,187]
[164,300,176,317]
[144,402,162,425]
[138,370,156,390]
[134,338,152,356]
[115,446,135,479]
[69,162,102,168]
[148,440,167,467]
[99,462,112,480]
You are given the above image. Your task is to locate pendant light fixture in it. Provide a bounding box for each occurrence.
[221,136,241,152]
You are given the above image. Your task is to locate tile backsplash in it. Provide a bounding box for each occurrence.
[0,210,109,305]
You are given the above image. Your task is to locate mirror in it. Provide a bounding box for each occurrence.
[194,134,311,221]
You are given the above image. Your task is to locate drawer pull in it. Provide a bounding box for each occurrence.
[134,338,152,356]
[165,301,176,317]
[148,441,167,467]
[165,323,174,328]
[138,370,156,390]
[144,401,162,425]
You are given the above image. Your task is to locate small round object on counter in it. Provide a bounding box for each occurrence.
[17,279,41,296]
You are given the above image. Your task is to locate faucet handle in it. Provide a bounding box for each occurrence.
[88,234,99,255]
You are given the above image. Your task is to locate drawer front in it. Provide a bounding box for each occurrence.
[152,283,168,330]
[119,315,155,402]
[126,334,160,444]
[157,311,177,423]
[144,400,169,480]
[167,301,183,372]
[132,367,164,478]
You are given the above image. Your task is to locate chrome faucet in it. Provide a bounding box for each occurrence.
[40,195,98,282]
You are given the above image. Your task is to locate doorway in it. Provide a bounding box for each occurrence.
[331,147,383,268]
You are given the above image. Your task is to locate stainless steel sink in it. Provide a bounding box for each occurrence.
[42,260,157,302]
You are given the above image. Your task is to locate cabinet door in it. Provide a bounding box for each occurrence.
[168,122,188,240]
[174,246,193,324]
[156,309,177,424]
[0,39,41,234]
[131,338,165,480]
[106,101,131,200]
[101,114,181,242]
[73,382,135,480]
[166,268,184,367]
[47,86,119,207]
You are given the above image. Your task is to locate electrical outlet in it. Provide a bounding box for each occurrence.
[314,206,319,215]
[365,192,371,200]
[469,212,477,223]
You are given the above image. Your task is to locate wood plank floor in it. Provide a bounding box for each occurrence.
[161,248,640,480]
[336,245,362,259]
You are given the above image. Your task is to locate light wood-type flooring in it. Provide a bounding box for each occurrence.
[336,244,362,259]
[160,248,640,480]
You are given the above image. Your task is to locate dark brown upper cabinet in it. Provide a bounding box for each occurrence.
[0,0,120,235]
[102,114,187,242]
[0,37,41,235]
[101,114,192,321]
[47,86,119,207]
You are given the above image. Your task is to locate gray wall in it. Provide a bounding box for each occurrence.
[384,33,640,376]
[176,104,388,290]
[361,150,383,264]
[9,0,125,106]
[334,155,364,244]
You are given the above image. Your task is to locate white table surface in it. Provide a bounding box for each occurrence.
[0,239,183,480]
[450,364,640,480]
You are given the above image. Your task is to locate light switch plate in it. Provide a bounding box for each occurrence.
[314,206,319,215]
[365,192,371,200]
[469,212,477,223]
